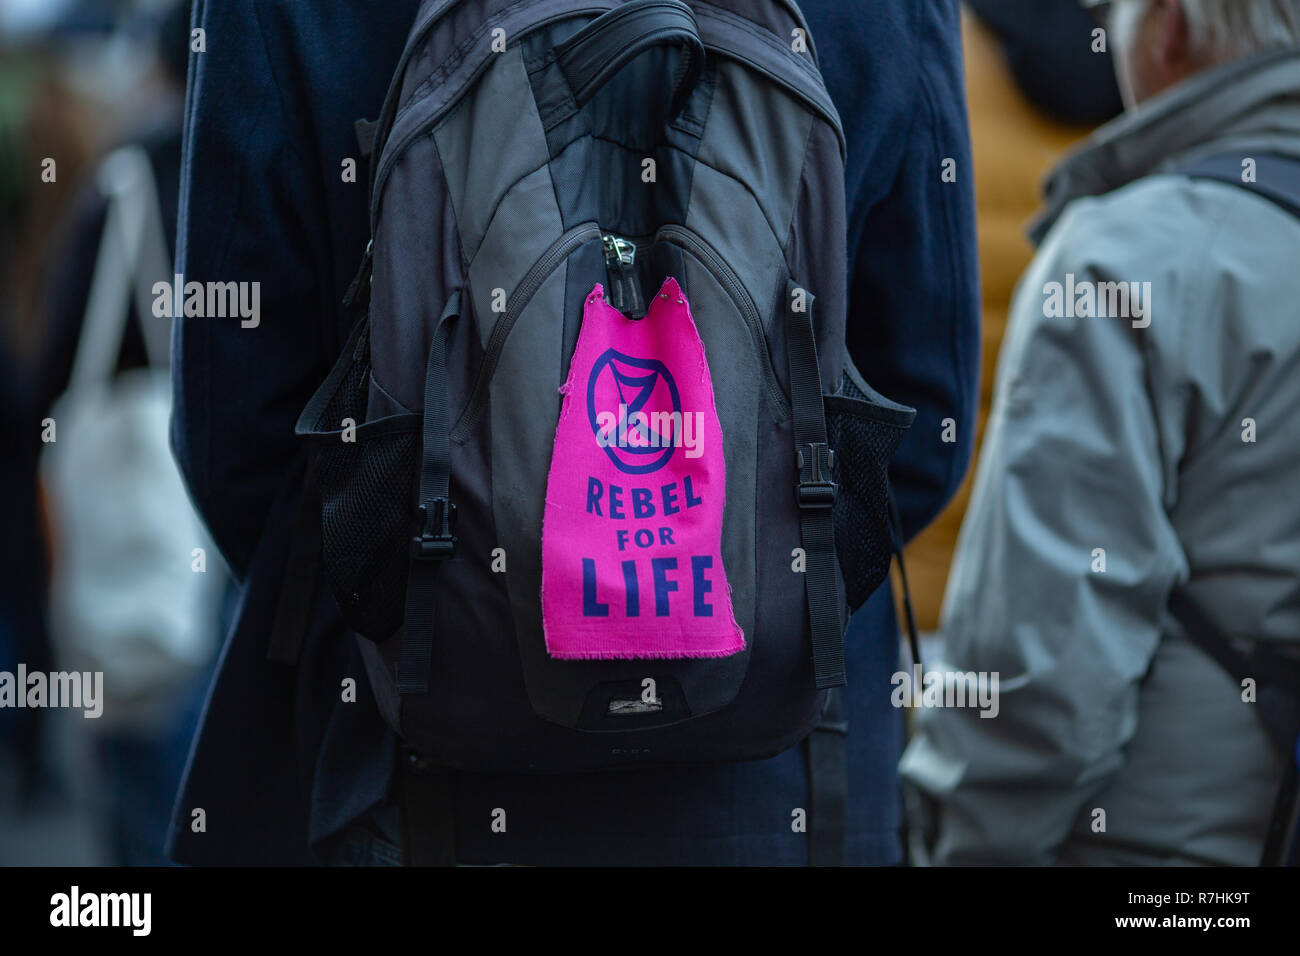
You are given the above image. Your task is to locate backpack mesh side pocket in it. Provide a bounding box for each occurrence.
[825,356,915,610]
[297,317,420,641]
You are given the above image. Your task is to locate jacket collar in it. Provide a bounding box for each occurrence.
[1030,45,1300,243]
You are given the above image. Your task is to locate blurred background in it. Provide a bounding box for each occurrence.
[0,0,1122,865]
[0,0,226,866]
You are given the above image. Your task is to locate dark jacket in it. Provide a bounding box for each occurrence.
[168,0,978,865]
[965,0,1122,126]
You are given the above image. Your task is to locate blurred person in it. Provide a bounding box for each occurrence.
[27,1,224,865]
[965,0,1123,126]
[0,25,99,809]
[167,0,978,866]
[902,0,1300,865]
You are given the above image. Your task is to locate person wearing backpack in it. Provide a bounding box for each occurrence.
[901,0,1300,866]
[168,0,977,867]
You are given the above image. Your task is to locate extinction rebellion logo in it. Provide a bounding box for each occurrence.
[588,348,703,474]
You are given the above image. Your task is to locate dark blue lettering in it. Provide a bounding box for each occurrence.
[583,558,609,616]
[691,555,713,616]
[682,474,703,508]
[622,560,639,617]
[652,557,678,616]
[661,482,679,516]
[632,487,654,519]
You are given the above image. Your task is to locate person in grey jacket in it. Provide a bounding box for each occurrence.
[901,0,1300,866]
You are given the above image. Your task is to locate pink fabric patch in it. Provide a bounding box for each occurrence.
[540,277,744,660]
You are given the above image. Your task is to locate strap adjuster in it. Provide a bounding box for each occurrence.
[814,718,849,735]
[411,498,457,560]
[796,442,837,509]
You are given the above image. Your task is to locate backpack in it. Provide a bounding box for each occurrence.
[1173,151,1300,867]
[293,0,914,832]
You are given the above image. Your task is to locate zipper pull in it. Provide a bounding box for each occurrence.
[602,234,645,318]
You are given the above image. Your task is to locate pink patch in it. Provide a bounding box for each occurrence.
[540,277,744,660]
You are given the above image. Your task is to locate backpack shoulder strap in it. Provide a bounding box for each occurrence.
[1168,589,1300,865]
[1178,152,1300,220]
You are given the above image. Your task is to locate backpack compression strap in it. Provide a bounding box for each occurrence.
[1178,152,1300,219]
[783,281,847,691]
[1168,590,1300,866]
[783,281,850,865]
[398,292,462,695]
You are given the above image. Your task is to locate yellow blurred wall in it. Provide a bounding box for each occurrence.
[898,10,1096,630]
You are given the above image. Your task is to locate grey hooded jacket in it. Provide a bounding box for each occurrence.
[900,47,1300,866]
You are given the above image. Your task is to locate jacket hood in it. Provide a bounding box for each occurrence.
[1031,45,1300,242]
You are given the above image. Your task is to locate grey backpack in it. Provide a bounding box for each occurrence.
[296,0,914,781]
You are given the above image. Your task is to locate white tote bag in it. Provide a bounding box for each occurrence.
[41,146,220,732]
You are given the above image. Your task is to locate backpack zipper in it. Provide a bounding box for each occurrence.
[450,221,601,441]
[655,224,791,419]
[451,223,793,441]
[602,234,645,318]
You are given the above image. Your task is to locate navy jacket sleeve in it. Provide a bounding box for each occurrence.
[172,0,328,579]
[802,0,981,541]
[167,0,419,865]
[171,0,414,579]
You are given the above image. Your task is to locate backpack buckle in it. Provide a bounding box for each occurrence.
[796,442,837,510]
[411,498,457,560]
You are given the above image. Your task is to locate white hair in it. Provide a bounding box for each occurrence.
[1178,0,1300,59]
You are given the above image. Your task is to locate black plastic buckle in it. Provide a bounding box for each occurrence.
[411,497,457,560]
[796,442,837,509]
